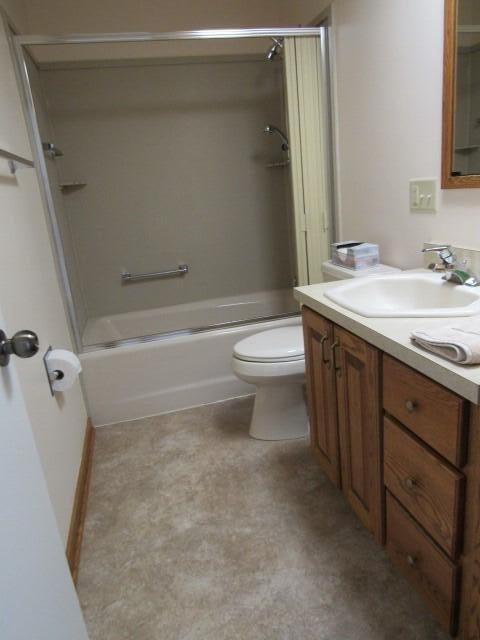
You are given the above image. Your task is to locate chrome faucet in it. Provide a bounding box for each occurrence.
[421,245,456,270]
[421,245,479,286]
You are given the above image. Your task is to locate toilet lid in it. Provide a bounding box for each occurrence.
[233,325,305,363]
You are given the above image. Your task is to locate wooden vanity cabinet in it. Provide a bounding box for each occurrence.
[302,306,341,488]
[334,326,383,542]
[302,307,383,542]
[301,303,480,637]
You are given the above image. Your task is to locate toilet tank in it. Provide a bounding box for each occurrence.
[321,260,401,282]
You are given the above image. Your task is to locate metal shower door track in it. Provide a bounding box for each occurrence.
[15,28,323,46]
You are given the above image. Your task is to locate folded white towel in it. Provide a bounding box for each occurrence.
[411,319,480,364]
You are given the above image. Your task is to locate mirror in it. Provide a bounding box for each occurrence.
[443,0,480,187]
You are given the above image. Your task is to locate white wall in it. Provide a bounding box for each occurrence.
[325,0,480,269]
[0,4,88,544]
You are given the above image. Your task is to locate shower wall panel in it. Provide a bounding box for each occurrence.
[40,59,293,319]
[27,56,89,337]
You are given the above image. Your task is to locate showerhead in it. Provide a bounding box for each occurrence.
[264,124,289,152]
[266,37,283,61]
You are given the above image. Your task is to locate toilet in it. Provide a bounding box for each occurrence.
[232,260,401,441]
[232,323,307,440]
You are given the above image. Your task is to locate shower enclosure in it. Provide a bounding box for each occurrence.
[11,27,334,423]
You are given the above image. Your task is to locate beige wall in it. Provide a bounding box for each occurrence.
[40,58,293,324]
[1,0,27,31]
[19,0,328,65]
[0,6,88,544]
[23,0,296,33]
[283,0,330,25]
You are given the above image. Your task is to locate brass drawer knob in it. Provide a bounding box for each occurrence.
[407,554,417,567]
[404,477,417,491]
[405,399,417,413]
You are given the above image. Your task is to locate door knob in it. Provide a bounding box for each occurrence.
[0,329,40,367]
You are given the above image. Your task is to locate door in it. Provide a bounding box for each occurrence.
[302,306,341,487]
[284,31,333,286]
[0,308,89,640]
[0,12,87,544]
[333,326,383,542]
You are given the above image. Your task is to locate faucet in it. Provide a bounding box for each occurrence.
[422,245,456,270]
[421,245,479,286]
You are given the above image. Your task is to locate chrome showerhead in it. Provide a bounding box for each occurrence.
[266,37,283,61]
[264,124,289,152]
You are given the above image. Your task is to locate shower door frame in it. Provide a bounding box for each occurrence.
[11,27,326,353]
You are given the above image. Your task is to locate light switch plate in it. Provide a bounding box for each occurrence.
[409,178,437,212]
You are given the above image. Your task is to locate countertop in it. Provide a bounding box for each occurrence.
[294,280,480,404]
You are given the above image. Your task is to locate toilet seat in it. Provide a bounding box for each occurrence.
[232,355,305,382]
[233,326,305,363]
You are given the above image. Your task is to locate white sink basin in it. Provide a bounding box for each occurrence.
[324,273,480,318]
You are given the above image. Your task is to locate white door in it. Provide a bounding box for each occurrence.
[0,307,89,640]
[0,12,88,545]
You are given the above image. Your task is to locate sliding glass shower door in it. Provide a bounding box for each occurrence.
[14,29,333,350]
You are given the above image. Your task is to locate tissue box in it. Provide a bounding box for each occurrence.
[331,241,379,270]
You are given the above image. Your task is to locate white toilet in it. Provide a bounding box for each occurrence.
[232,260,401,441]
[232,323,307,440]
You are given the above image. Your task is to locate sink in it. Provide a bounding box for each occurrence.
[324,273,480,318]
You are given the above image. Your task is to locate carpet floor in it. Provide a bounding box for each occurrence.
[77,396,447,640]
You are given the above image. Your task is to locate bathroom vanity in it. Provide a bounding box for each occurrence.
[295,282,480,638]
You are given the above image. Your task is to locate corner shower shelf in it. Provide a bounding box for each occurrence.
[265,160,290,168]
[59,181,87,192]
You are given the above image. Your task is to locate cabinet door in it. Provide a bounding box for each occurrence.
[333,326,383,542]
[302,307,341,488]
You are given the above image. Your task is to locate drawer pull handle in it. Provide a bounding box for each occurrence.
[404,477,417,491]
[405,399,417,413]
[320,335,330,367]
[330,341,342,376]
[407,554,417,567]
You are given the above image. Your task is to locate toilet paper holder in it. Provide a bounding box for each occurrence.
[43,346,64,396]
[43,345,82,395]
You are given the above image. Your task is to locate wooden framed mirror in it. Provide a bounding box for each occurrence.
[442,0,480,188]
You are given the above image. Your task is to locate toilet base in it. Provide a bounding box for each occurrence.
[249,382,308,441]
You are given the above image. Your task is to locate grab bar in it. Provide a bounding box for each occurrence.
[121,264,188,283]
[0,148,34,174]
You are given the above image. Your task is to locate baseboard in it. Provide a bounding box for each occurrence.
[66,418,95,585]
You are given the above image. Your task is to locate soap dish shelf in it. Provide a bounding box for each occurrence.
[59,181,87,192]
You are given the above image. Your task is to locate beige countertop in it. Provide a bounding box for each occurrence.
[294,280,480,404]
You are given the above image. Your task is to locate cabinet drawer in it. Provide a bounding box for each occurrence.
[384,417,464,558]
[383,354,468,466]
[386,492,459,635]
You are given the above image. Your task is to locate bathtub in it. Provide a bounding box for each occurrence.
[83,288,298,346]
[80,289,300,426]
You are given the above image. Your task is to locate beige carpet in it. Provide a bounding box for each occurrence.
[77,397,447,640]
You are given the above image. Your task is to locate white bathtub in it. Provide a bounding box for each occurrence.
[80,290,300,426]
[83,288,297,346]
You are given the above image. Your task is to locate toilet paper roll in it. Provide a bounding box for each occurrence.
[45,349,82,393]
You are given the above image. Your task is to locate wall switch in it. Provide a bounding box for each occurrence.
[409,178,437,212]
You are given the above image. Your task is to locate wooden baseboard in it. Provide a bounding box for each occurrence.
[66,418,95,585]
